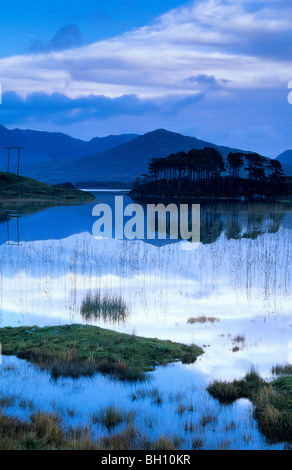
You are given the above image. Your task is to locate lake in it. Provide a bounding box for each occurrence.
[0,192,291,450]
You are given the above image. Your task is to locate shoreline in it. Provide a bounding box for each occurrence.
[129,192,291,204]
[0,197,95,204]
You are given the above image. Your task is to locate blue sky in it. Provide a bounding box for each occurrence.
[0,0,292,156]
[0,1,187,57]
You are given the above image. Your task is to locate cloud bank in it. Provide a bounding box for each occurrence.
[1,0,291,99]
[0,0,291,156]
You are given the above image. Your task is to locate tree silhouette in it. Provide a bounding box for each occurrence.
[227,152,244,178]
[132,148,287,198]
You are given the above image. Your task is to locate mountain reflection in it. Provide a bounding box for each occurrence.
[1,194,290,247]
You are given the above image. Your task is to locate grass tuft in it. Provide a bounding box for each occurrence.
[91,406,135,431]
[207,369,292,443]
[81,292,128,324]
[188,316,219,324]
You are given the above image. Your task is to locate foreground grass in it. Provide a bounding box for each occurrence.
[0,172,95,202]
[0,325,203,382]
[0,409,180,450]
[207,369,292,443]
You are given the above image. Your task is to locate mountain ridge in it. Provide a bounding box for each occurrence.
[0,124,138,166]
[276,150,292,177]
[1,125,290,184]
[19,128,256,184]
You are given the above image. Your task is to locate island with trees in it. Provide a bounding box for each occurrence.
[130,148,288,200]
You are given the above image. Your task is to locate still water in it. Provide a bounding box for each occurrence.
[0,192,291,449]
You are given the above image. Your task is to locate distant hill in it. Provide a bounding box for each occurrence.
[276,150,292,165]
[276,150,292,176]
[20,129,253,184]
[0,124,138,168]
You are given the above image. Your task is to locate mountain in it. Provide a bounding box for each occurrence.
[276,150,292,176]
[276,150,292,165]
[20,129,253,184]
[0,124,138,168]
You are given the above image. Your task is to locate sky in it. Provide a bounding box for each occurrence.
[0,0,292,157]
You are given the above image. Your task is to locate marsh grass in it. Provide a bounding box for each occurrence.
[188,316,219,324]
[96,424,151,450]
[272,364,292,376]
[0,325,203,382]
[207,369,265,404]
[177,401,195,415]
[192,437,204,450]
[81,292,128,324]
[152,436,176,450]
[0,393,17,408]
[199,410,218,427]
[0,406,185,450]
[231,335,246,352]
[207,369,292,443]
[91,406,135,431]
[233,335,245,343]
[130,388,163,406]
[19,399,35,411]
[207,380,244,404]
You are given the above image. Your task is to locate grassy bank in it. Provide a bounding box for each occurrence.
[207,369,292,443]
[0,172,95,202]
[0,325,203,381]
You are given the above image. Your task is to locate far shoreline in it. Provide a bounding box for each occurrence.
[129,192,292,204]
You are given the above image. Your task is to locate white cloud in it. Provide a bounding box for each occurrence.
[0,0,291,100]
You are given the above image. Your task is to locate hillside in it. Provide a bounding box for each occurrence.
[276,150,292,176]
[0,124,138,167]
[20,129,253,184]
[0,172,95,201]
[276,150,292,165]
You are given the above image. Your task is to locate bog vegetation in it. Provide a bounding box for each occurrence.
[0,325,203,381]
[207,369,292,443]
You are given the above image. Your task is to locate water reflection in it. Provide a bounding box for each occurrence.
[0,193,291,380]
[0,194,290,246]
[0,192,291,449]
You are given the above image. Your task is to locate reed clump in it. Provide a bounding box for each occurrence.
[188,316,219,324]
[81,292,128,324]
[91,406,135,431]
[272,364,292,376]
